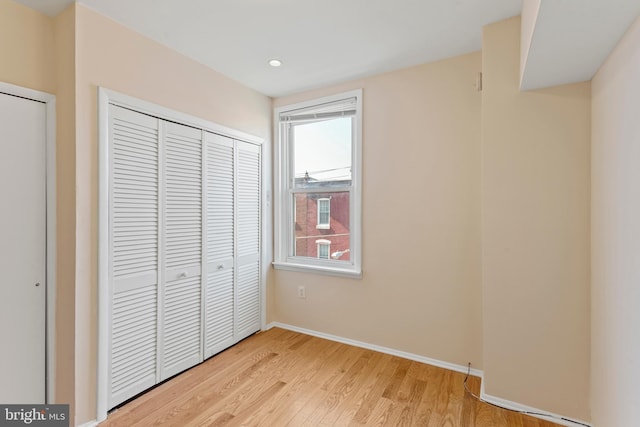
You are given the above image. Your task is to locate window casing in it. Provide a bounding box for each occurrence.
[274,90,362,278]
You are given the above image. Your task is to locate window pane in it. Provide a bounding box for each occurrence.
[319,210,329,225]
[294,191,350,261]
[293,117,352,189]
[317,198,330,227]
[318,244,329,259]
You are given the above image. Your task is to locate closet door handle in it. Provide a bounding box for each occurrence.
[217,264,224,270]
[178,272,188,279]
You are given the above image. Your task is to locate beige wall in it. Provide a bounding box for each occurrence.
[591,15,640,427]
[481,16,591,421]
[0,0,56,93]
[1,1,600,423]
[52,5,77,421]
[72,5,272,423]
[0,0,77,419]
[273,52,484,369]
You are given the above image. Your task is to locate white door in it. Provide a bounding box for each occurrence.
[235,141,261,340]
[0,92,47,403]
[204,133,235,358]
[108,105,159,408]
[160,121,203,380]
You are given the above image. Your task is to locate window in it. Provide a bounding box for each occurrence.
[274,90,362,277]
[316,239,331,259]
[317,198,330,229]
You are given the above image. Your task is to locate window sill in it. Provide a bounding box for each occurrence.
[272,261,362,279]
[315,224,330,230]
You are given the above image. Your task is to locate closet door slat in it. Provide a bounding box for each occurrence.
[235,141,261,340]
[109,105,159,408]
[204,133,235,358]
[160,122,203,380]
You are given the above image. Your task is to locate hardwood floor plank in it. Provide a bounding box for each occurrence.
[251,340,345,426]
[202,412,234,427]
[283,344,366,426]
[350,356,400,424]
[326,352,391,426]
[306,359,367,425]
[254,340,352,426]
[313,352,385,426]
[223,380,287,427]
[365,397,396,427]
[132,352,278,427]
[381,358,412,400]
[401,379,428,425]
[100,328,566,427]
[460,376,480,426]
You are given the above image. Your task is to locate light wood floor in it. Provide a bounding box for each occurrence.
[101,327,562,426]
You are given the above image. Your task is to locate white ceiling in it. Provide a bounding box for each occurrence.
[14,0,640,97]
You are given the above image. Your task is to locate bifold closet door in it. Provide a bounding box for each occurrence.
[160,122,203,380]
[109,106,159,408]
[107,102,261,408]
[236,141,261,340]
[204,135,261,353]
[204,133,235,358]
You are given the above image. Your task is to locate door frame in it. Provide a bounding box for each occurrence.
[0,81,57,403]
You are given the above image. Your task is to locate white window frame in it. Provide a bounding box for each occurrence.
[316,198,331,229]
[316,239,331,259]
[273,89,362,278]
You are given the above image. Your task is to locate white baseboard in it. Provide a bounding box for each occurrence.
[265,321,483,377]
[480,389,591,427]
[77,421,98,427]
[266,322,591,427]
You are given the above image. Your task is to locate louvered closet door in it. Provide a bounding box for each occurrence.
[203,133,236,358]
[161,122,203,380]
[236,141,261,340]
[109,106,159,408]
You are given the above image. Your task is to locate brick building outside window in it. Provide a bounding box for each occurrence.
[294,176,350,260]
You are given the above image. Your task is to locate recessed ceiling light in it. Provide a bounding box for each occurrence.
[269,59,282,67]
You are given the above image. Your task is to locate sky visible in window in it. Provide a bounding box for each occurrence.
[294,117,352,182]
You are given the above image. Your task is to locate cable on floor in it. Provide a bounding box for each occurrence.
[463,363,590,427]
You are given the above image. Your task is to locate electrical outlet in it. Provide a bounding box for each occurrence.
[297,285,306,299]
